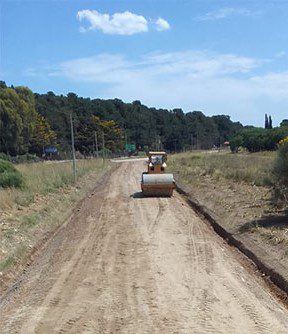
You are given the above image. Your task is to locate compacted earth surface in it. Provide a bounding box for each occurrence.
[169,152,288,292]
[0,160,288,333]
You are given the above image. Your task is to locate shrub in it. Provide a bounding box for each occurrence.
[0,159,24,188]
[230,127,288,153]
[229,134,243,153]
[11,153,40,164]
[0,152,12,161]
[274,137,288,185]
[273,137,288,202]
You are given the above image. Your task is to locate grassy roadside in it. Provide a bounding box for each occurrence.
[169,150,275,187]
[0,159,107,209]
[0,159,109,282]
[169,151,288,254]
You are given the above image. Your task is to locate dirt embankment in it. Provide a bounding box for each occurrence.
[0,162,114,294]
[1,160,288,333]
[172,169,288,296]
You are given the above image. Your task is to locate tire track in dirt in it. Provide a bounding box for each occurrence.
[0,160,288,333]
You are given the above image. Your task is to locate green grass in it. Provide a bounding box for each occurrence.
[169,151,275,187]
[0,159,24,189]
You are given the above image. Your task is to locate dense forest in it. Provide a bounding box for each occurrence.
[35,91,244,153]
[0,81,287,157]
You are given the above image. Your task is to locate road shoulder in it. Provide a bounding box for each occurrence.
[175,178,288,301]
[0,162,117,296]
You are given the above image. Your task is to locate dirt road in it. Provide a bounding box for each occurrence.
[1,160,288,333]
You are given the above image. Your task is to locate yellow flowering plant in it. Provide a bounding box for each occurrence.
[279,136,288,146]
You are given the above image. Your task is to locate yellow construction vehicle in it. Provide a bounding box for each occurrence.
[141,151,175,197]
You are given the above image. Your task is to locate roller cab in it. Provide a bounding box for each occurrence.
[141,151,175,197]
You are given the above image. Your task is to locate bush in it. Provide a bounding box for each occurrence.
[274,137,288,184]
[230,127,288,153]
[229,134,243,153]
[0,159,24,188]
[0,152,12,161]
[11,153,40,164]
[273,137,288,202]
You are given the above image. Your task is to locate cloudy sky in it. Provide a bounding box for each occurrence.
[1,0,288,126]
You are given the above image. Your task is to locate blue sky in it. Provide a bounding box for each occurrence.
[1,0,288,126]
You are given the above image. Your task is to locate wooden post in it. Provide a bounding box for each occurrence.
[94,131,99,158]
[70,112,76,182]
[102,131,105,159]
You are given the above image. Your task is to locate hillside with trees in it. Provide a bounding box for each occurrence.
[34,91,242,154]
[1,81,287,157]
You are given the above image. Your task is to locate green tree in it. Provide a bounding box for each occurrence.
[91,116,124,152]
[265,114,269,129]
[30,114,57,154]
[0,86,39,155]
[280,119,288,127]
[268,115,273,129]
[229,134,243,153]
[15,86,38,152]
[0,88,24,155]
[230,127,288,152]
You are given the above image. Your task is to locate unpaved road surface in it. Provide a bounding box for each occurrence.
[1,161,288,333]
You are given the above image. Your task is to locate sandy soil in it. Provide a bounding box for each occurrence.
[0,160,288,333]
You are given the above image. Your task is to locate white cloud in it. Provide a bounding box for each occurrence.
[275,51,286,58]
[250,72,288,98]
[27,51,288,125]
[77,10,148,35]
[197,7,261,21]
[58,54,131,83]
[155,17,170,31]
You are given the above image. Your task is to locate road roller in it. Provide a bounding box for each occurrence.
[141,151,175,197]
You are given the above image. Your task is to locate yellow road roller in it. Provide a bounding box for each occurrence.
[141,151,175,197]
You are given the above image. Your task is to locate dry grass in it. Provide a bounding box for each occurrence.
[0,158,108,276]
[0,159,105,211]
[169,150,288,253]
[169,150,275,186]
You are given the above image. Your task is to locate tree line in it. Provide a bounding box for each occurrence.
[1,81,287,157]
[230,122,288,153]
[0,82,56,156]
[34,91,243,154]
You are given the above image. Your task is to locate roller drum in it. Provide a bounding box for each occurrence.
[141,173,175,197]
[142,174,174,185]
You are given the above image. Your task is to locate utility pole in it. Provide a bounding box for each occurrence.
[124,130,128,155]
[102,131,105,159]
[70,112,76,182]
[155,135,161,151]
[94,131,99,158]
[173,139,177,152]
